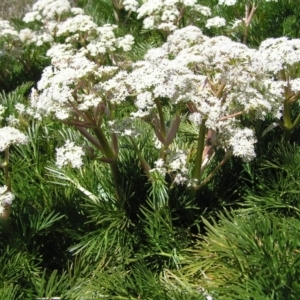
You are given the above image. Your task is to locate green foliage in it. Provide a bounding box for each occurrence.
[0,82,32,116]
[31,269,70,299]
[0,244,41,299]
[242,142,300,217]
[0,284,21,300]
[0,43,49,93]
[60,260,207,299]
[206,0,300,46]
[181,210,300,299]
[0,18,49,93]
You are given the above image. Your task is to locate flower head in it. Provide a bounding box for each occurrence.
[55,140,85,168]
[0,127,28,151]
[0,186,15,206]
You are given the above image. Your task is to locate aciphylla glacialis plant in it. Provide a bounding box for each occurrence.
[7,0,300,206]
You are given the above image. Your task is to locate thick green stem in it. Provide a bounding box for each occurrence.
[93,127,122,201]
[291,113,300,131]
[4,148,9,189]
[109,161,122,201]
[129,137,151,177]
[75,126,103,152]
[159,113,181,162]
[93,128,115,158]
[154,98,166,138]
[196,151,232,191]
[283,102,293,142]
[192,119,207,183]
[159,146,167,161]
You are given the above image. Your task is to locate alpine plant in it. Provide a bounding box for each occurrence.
[8,0,300,195]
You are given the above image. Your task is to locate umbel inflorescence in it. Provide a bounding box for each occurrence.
[0,0,299,193]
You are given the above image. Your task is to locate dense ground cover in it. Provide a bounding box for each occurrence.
[0,0,300,299]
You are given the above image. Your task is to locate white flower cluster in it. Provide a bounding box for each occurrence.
[113,25,288,168]
[0,19,19,40]
[218,120,257,162]
[14,103,35,118]
[126,26,282,122]
[23,0,72,23]
[218,0,237,5]
[256,37,300,117]
[22,0,135,53]
[56,140,84,169]
[108,118,141,137]
[150,158,167,176]
[229,127,257,162]
[126,54,198,118]
[56,14,98,38]
[19,28,53,46]
[137,0,211,32]
[123,0,139,12]
[0,105,5,122]
[30,54,120,119]
[86,25,134,56]
[22,0,79,47]
[258,37,300,75]
[96,70,130,105]
[5,115,19,127]
[167,149,189,185]
[29,15,134,119]
[150,149,189,185]
[205,16,226,29]
[0,127,28,151]
[26,0,134,120]
[0,186,15,214]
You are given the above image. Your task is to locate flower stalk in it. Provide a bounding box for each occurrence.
[192,119,207,184]
[93,127,122,201]
[129,137,151,177]
[196,150,232,190]
[154,98,167,138]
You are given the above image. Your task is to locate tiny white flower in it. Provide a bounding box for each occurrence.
[108,118,141,137]
[150,158,167,176]
[0,19,19,39]
[6,115,19,126]
[123,0,139,12]
[232,19,243,29]
[205,17,226,29]
[218,0,237,5]
[290,78,300,94]
[0,104,5,121]
[56,140,84,169]
[0,186,15,205]
[188,112,202,126]
[0,127,28,151]
[19,28,38,44]
[155,158,165,168]
[229,128,257,162]
[173,173,188,185]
